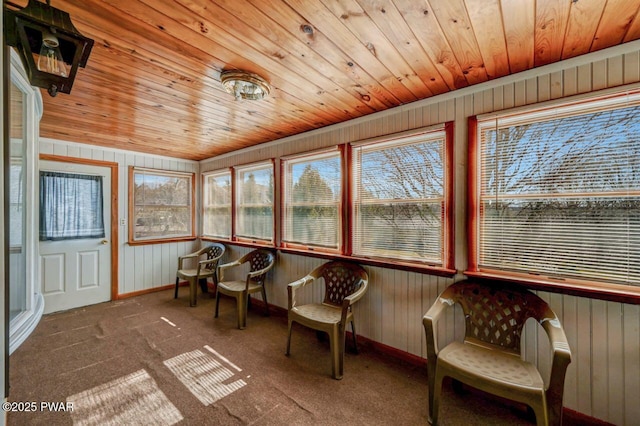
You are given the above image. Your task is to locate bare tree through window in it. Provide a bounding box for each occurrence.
[478,100,640,285]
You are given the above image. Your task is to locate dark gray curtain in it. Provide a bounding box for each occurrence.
[39,171,105,241]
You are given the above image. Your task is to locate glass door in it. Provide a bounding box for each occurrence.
[9,81,26,321]
[6,48,43,354]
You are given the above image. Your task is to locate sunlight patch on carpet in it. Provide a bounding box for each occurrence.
[164,349,246,405]
[204,344,242,372]
[67,369,183,426]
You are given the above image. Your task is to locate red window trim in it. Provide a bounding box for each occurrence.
[202,122,456,276]
[128,166,196,245]
[279,146,344,253]
[200,237,456,277]
[349,122,455,270]
[466,112,640,305]
[201,168,232,240]
[233,159,275,245]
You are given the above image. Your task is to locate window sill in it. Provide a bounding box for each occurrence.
[344,254,456,277]
[200,238,456,277]
[280,242,341,256]
[464,270,640,305]
[280,246,456,277]
[128,236,196,246]
[201,237,275,250]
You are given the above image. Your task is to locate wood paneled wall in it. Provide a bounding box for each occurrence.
[38,138,200,296]
[201,42,640,425]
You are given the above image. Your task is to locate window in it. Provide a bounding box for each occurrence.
[40,171,105,241]
[234,161,274,244]
[281,148,342,252]
[129,167,195,243]
[202,170,232,239]
[351,124,453,268]
[470,90,640,293]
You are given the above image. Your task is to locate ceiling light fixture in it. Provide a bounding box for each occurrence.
[220,70,271,101]
[4,0,94,97]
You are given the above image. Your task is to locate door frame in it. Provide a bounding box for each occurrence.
[39,154,119,301]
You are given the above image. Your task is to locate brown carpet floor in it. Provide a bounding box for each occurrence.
[7,288,543,425]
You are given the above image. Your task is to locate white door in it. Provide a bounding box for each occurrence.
[39,161,111,314]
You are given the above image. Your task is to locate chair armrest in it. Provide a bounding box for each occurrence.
[340,279,368,325]
[288,275,313,291]
[177,251,199,270]
[287,276,314,310]
[422,292,455,396]
[217,259,241,281]
[196,257,219,274]
[423,293,455,360]
[240,259,275,290]
[344,281,368,305]
[541,316,572,415]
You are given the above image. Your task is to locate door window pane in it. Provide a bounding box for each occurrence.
[39,171,105,241]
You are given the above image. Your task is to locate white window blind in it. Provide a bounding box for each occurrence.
[282,149,341,250]
[477,92,640,286]
[202,170,231,239]
[352,129,446,264]
[235,162,273,242]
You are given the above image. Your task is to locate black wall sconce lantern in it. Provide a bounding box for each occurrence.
[4,0,94,96]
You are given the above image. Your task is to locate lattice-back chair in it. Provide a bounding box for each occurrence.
[214,249,275,329]
[423,280,572,425]
[286,261,369,380]
[174,243,226,307]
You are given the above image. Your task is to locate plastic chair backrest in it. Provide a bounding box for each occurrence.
[448,281,549,353]
[319,261,368,307]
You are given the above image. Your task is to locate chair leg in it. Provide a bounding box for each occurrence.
[529,395,548,426]
[189,278,197,307]
[547,393,563,426]
[426,339,437,424]
[261,286,270,316]
[350,320,358,354]
[199,277,208,293]
[430,368,445,425]
[237,292,248,329]
[285,320,294,356]
[174,276,179,299]
[329,324,343,380]
[209,273,218,294]
[214,289,221,318]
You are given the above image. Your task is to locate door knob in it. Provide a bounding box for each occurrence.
[101,239,109,245]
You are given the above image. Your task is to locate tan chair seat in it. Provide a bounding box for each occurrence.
[439,341,544,390]
[291,303,351,325]
[218,280,264,294]
[177,269,201,279]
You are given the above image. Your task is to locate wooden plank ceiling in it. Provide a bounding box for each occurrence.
[7,0,640,161]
